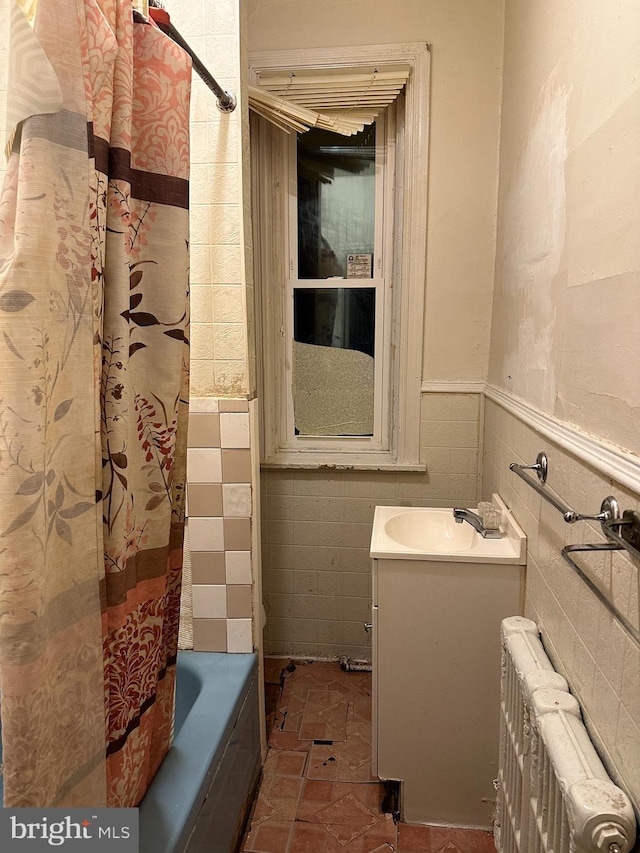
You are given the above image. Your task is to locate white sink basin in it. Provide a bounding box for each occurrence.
[370,494,526,563]
[385,509,476,552]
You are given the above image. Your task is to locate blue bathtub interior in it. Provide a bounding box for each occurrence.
[0,651,261,853]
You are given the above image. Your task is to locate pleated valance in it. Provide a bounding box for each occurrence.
[249,64,411,136]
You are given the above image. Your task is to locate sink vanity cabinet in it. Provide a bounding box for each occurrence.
[370,494,526,828]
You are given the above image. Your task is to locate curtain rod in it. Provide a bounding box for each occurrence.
[148,0,237,113]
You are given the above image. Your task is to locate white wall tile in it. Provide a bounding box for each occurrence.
[614,705,640,794]
[227,618,253,652]
[203,40,239,78]
[450,448,478,474]
[190,205,210,244]
[187,448,222,483]
[450,394,480,421]
[620,636,640,714]
[483,398,640,805]
[421,394,453,420]
[191,284,213,325]
[223,483,252,517]
[421,421,452,447]
[190,123,210,166]
[421,446,451,473]
[204,0,237,37]
[211,245,242,284]
[209,206,242,244]
[168,0,205,38]
[450,421,479,448]
[209,165,240,206]
[595,612,627,695]
[213,359,247,391]
[212,323,245,359]
[590,667,621,750]
[189,397,219,414]
[190,244,211,284]
[188,517,224,551]
[190,323,214,360]
[189,81,209,123]
[212,285,244,322]
[189,164,211,206]
[190,360,215,397]
[220,412,250,448]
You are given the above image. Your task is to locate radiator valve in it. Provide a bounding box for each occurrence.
[592,824,628,853]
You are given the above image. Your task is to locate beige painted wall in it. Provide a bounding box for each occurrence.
[486,0,640,812]
[248,0,505,382]
[488,0,640,454]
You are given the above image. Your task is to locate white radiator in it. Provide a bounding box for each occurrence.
[496,617,636,853]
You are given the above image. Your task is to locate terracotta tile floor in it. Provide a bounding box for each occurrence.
[241,659,497,853]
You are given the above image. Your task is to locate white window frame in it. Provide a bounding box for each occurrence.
[286,117,390,451]
[250,43,430,470]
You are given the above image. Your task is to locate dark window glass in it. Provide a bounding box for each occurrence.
[294,288,375,357]
[297,125,376,279]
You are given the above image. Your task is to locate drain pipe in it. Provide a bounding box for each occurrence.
[339,620,374,671]
[339,656,372,673]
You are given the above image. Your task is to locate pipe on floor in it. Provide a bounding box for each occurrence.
[339,656,372,673]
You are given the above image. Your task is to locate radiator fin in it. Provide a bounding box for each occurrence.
[496,617,636,853]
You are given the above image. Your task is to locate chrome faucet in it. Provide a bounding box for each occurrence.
[453,508,503,539]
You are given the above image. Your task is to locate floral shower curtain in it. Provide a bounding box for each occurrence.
[0,0,191,807]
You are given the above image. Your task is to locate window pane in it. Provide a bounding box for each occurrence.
[293,288,375,436]
[297,125,376,280]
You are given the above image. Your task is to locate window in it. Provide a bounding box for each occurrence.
[251,44,430,470]
[290,122,388,449]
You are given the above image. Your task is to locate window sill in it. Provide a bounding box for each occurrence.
[261,452,426,472]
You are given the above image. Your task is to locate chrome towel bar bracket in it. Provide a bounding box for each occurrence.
[514,450,548,483]
[604,509,640,561]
